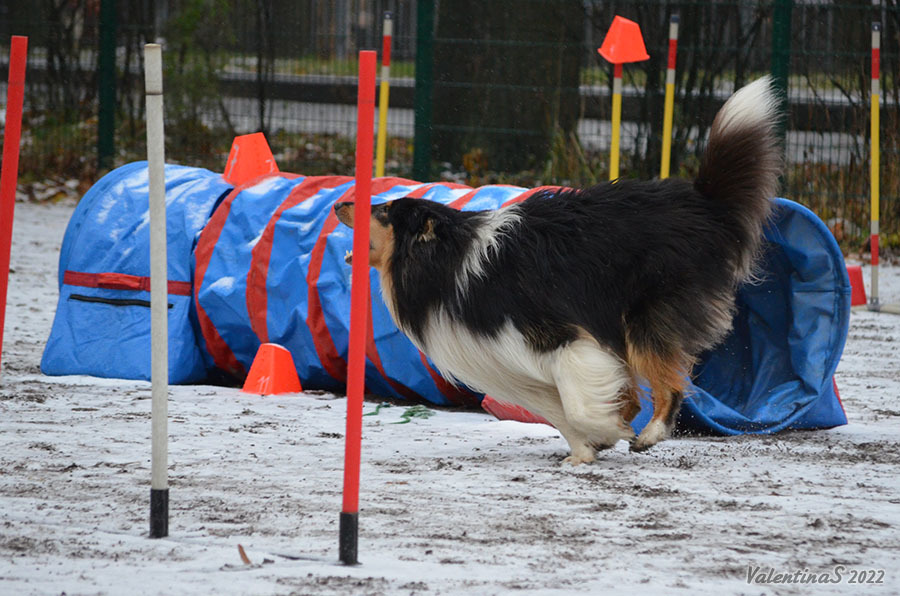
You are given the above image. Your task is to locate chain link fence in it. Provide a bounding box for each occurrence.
[0,0,896,248]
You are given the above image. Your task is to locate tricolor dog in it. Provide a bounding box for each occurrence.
[335,76,782,464]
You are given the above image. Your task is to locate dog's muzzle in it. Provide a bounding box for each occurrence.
[334,202,355,265]
[334,201,354,228]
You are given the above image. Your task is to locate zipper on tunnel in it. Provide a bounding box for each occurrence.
[69,294,173,309]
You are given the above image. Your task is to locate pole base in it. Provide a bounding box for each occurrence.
[339,511,359,565]
[868,297,881,312]
[150,488,169,538]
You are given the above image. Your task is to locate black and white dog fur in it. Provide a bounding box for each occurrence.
[335,76,782,464]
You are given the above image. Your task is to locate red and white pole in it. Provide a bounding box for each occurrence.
[0,35,28,377]
[869,22,881,310]
[375,12,393,178]
[340,49,376,565]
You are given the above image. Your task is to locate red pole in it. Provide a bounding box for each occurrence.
[0,36,28,377]
[340,49,376,566]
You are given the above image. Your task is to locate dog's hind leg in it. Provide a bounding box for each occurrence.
[627,348,689,451]
[550,335,635,464]
[619,375,642,424]
[631,386,684,452]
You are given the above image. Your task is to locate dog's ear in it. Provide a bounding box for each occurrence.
[416,217,437,243]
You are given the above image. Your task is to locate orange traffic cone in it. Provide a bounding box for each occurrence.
[241,343,303,395]
[223,132,279,186]
[846,264,867,306]
[598,16,650,64]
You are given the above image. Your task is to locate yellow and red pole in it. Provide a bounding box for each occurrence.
[375,12,393,178]
[610,63,623,180]
[660,14,679,179]
[870,21,881,310]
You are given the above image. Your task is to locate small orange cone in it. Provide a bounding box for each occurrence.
[598,16,650,64]
[241,343,303,395]
[846,264,867,306]
[223,132,279,186]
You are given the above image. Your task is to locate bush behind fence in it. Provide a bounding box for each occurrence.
[0,0,896,249]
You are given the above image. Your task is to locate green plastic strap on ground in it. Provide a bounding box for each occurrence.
[392,405,435,424]
[364,403,434,424]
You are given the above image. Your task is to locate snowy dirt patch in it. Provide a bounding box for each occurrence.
[1,202,899,595]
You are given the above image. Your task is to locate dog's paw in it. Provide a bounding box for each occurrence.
[629,439,654,453]
[630,419,667,452]
[562,444,596,465]
[562,454,594,466]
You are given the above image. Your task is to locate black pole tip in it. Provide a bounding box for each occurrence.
[671,13,680,24]
[339,511,359,565]
[150,488,169,538]
[873,22,881,31]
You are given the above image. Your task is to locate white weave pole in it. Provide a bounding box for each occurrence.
[144,43,169,538]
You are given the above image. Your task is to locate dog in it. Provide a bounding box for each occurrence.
[335,76,782,464]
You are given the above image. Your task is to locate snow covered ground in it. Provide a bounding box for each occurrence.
[1,201,899,595]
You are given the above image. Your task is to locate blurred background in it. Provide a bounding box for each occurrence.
[0,0,896,251]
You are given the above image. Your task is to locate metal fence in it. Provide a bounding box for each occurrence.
[0,0,896,247]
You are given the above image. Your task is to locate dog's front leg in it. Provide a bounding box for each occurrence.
[500,387,598,465]
[556,423,598,465]
[526,404,597,465]
[550,336,635,461]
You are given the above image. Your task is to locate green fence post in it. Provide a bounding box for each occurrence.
[98,0,117,172]
[413,0,434,181]
[770,0,793,146]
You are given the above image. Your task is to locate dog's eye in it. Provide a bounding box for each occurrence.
[373,203,392,224]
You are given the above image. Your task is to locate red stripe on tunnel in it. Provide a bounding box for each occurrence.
[306,177,418,384]
[365,297,423,401]
[194,174,297,378]
[418,351,481,407]
[246,176,354,343]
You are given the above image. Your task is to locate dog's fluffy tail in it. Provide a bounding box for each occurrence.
[695,76,783,280]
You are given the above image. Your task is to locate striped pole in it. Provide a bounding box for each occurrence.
[869,22,881,310]
[0,36,27,379]
[610,63,623,180]
[375,12,393,178]
[144,43,169,538]
[660,14,679,179]
[340,50,376,566]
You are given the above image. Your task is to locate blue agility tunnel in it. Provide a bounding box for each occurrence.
[41,162,233,383]
[41,162,848,433]
[643,198,850,434]
[192,174,531,406]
